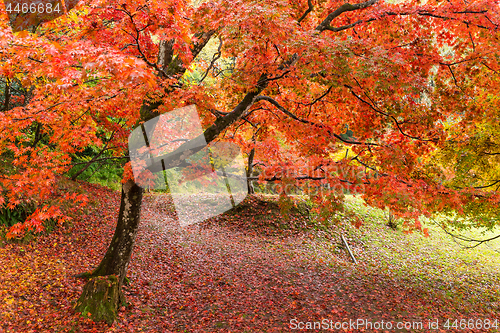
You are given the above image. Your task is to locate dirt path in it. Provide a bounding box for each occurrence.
[117,195,493,332]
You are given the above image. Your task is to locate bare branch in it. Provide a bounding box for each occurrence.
[474,180,500,189]
[255,95,380,146]
[300,85,334,106]
[316,0,378,32]
[71,156,129,166]
[298,0,313,24]
[325,18,376,32]
[27,56,44,63]
[444,63,463,91]
[70,131,116,180]
[344,83,439,142]
[383,10,498,31]
[199,36,223,84]
[256,96,309,123]
[144,74,270,174]
[436,221,500,251]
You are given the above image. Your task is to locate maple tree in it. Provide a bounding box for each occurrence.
[1,0,500,323]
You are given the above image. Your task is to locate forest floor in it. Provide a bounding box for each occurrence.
[0,182,499,332]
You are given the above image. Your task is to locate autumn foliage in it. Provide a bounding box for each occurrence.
[1,0,500,325]
[1,0,500,237]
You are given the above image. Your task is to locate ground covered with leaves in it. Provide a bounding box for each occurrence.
[0,184,499,332]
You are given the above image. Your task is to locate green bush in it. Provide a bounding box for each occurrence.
[0,202,36,228]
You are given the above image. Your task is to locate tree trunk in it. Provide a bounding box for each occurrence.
[387,209,398,230]
[74,275,121,325]
[74,29,217,324]
[75,179,143,323]
[247,148,255,195]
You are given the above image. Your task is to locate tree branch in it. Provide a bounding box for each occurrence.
[315,0,378,32]
[383,10,498,31]
[436,221,500,251]
[199,36,222,84]
[255,95,380,146]
[325,18,376,32]
[344,83,439,142]
[71,156,129,166]
[298,0,313,24]
[71,131,116,180]
[142,74,270,174]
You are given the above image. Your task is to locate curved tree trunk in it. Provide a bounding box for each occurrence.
[91,179,143,284]
[74,30,216,324]
[75,179,143,324]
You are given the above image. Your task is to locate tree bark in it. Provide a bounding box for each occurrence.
[73,25,277,324]
[74,275,122,325]
[93,179,143,284]
[387,209,398,230]
[74,179,143,323]
[247,148,255,195]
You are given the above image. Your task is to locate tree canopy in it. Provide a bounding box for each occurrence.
[2,0,500,236]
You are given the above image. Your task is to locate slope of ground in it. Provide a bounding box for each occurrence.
[0,185,498,332]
